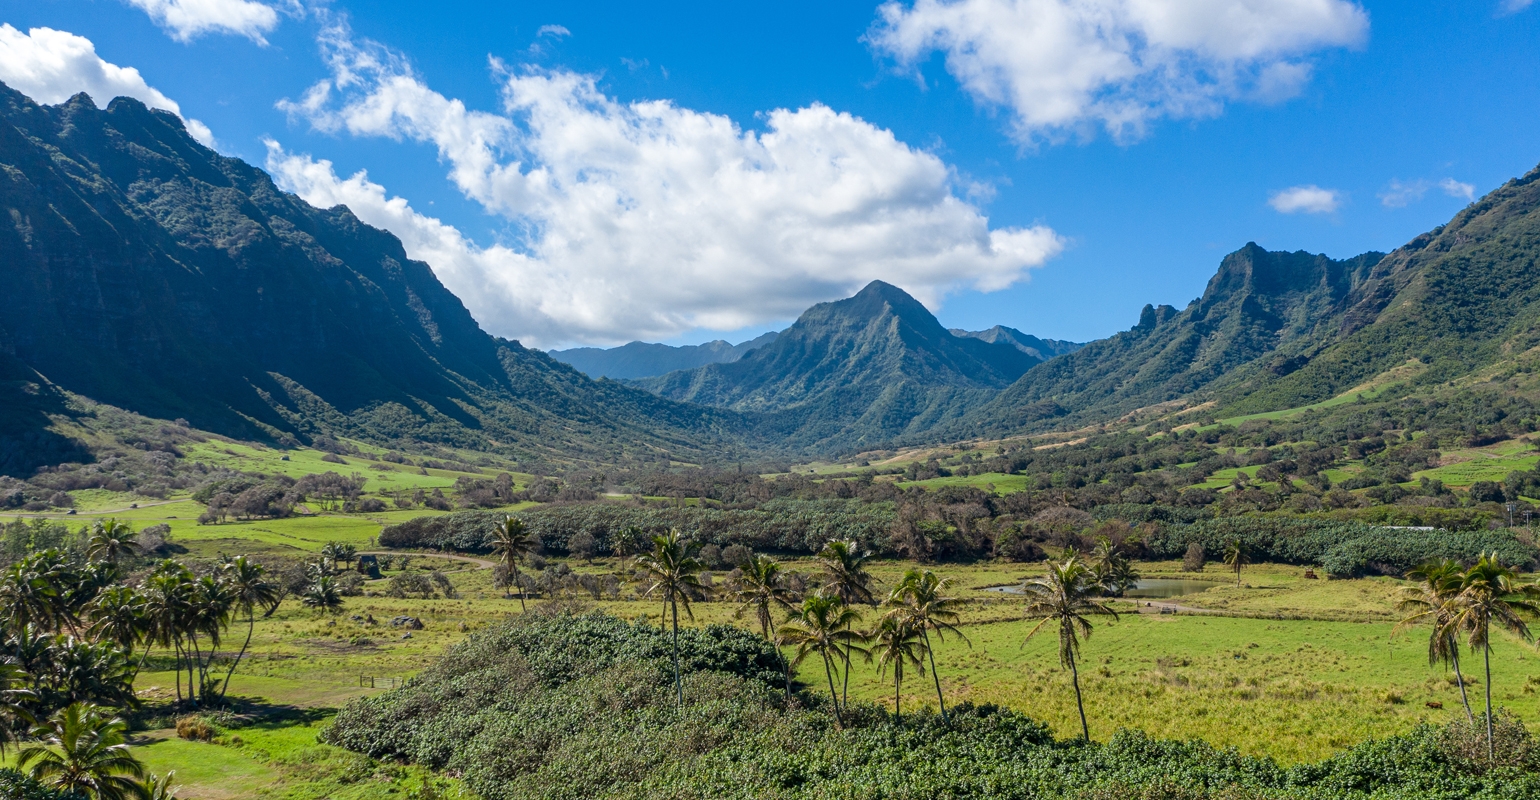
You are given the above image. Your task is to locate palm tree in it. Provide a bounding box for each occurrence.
[635,529,711,708]
[730,555,799,702]
[1091,537,1141,597]
[88,586,148,653]
[139,561,196,703]
[217,556,280,704]
[17,703,147,800]
[0,552,73,635]
[1222,539,1250,587]
[0,663,35,756]
[818,540,875,708]
[1022,556,1119,741]
[301,575,344,615]
[144,771,179,800]
[778,591,866,728]
[868,615,927,728]
[490,516,538,611]
[1444,552,1540,761]
[1393,559,1474,723]
[885,569,970,724]
[86,520,139,567]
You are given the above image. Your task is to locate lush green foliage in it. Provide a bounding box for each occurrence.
[0,769,87,800]
[1145,518,1537,576]
[380,499,897,555]
[325,609,1540,799]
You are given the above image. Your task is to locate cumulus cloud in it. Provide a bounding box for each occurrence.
[124,0,281,43]
[0,24,214,146]
[273,25,1064,347]
[536,25,571,38]
[1269,185,1340,214]
[1439,178,1476,201]
[868,0,1369,143]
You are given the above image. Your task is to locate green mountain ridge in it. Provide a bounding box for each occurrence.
[0,83,741,474]
[635,280,1045,453]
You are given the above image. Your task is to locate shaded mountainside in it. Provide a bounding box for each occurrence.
[0,84,740,472]
[636,281,1044,453]
[946,245,1388,438]
[549,331,779,380]
[951,326,1083,361]
[952,161,1540,442]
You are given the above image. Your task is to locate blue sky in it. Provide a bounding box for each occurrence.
[2,0,1538,348]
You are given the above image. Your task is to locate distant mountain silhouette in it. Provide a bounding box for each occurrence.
[549,331,779,380]
[950,326,1082,361]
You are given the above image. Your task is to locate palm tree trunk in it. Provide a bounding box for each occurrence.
[173,640,183,703]
[1069,652,1089,742]
[822,652,843,728]
[922,629,948,725]
[1450,643,1475,725]
[894,673,902,728]
[515,565,526,612]
[188,633,202,706]
[841,640,852,710]
[1485,640,1494,763]
[219,610,257,705]
[670,592,683,709]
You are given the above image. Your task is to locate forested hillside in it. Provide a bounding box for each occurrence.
[637,281,1044,453]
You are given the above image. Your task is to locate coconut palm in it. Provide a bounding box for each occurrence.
[17,703,147,800]
[730,555,799,701]
[86,521,139,567]
[0,551,76,635]
[868,615,927,727]
[1444,552,1540,761]
[1393,558,1474,723]
[885,568,970,724]
[778,591,866,728]
[301,575,344,615]
[216,556,280,704]
[87,586,148,653]
[143,771,179,800]
[1091,537,1141,597]
[818,540,875,708]
[1222,539,1250,587]
[635,529,711,708]
[490,516,538,610]
[1022,556,1120,741]
[0,663,35,756]
[138,562,196,702]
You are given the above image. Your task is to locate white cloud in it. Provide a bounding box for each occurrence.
[1439,178,1476,201]
[0,24,215,146]
[124,0,281,43]
[537,25,571,38]
[1378,179,1427,208]
[1500,0,1534,15]
[274,25,1064,347]
[868,0,1369,143]
[1269,184,1340,214]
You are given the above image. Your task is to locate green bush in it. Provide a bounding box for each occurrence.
[1144,518,1537,576]
[379,499,896,556]
[325,610,1540,799]
[0,770,88,800]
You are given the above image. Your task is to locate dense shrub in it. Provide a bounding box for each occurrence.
[326,610,1540,800]
[379,499,897,556]
[1145,518,1537,577]
[0,770,88,800]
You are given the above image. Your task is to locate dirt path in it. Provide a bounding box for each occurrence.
[10,499,187,519]
[359,550,495,569]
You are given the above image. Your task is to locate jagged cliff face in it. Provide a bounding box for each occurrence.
[0,84,738,467]
[944,244,1387,438]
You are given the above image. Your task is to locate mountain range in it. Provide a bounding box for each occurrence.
[548,331,780,380]
[0,83,739,473]
[5,81,1540,471]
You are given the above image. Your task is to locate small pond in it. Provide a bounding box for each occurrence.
[982,578,1217,599]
